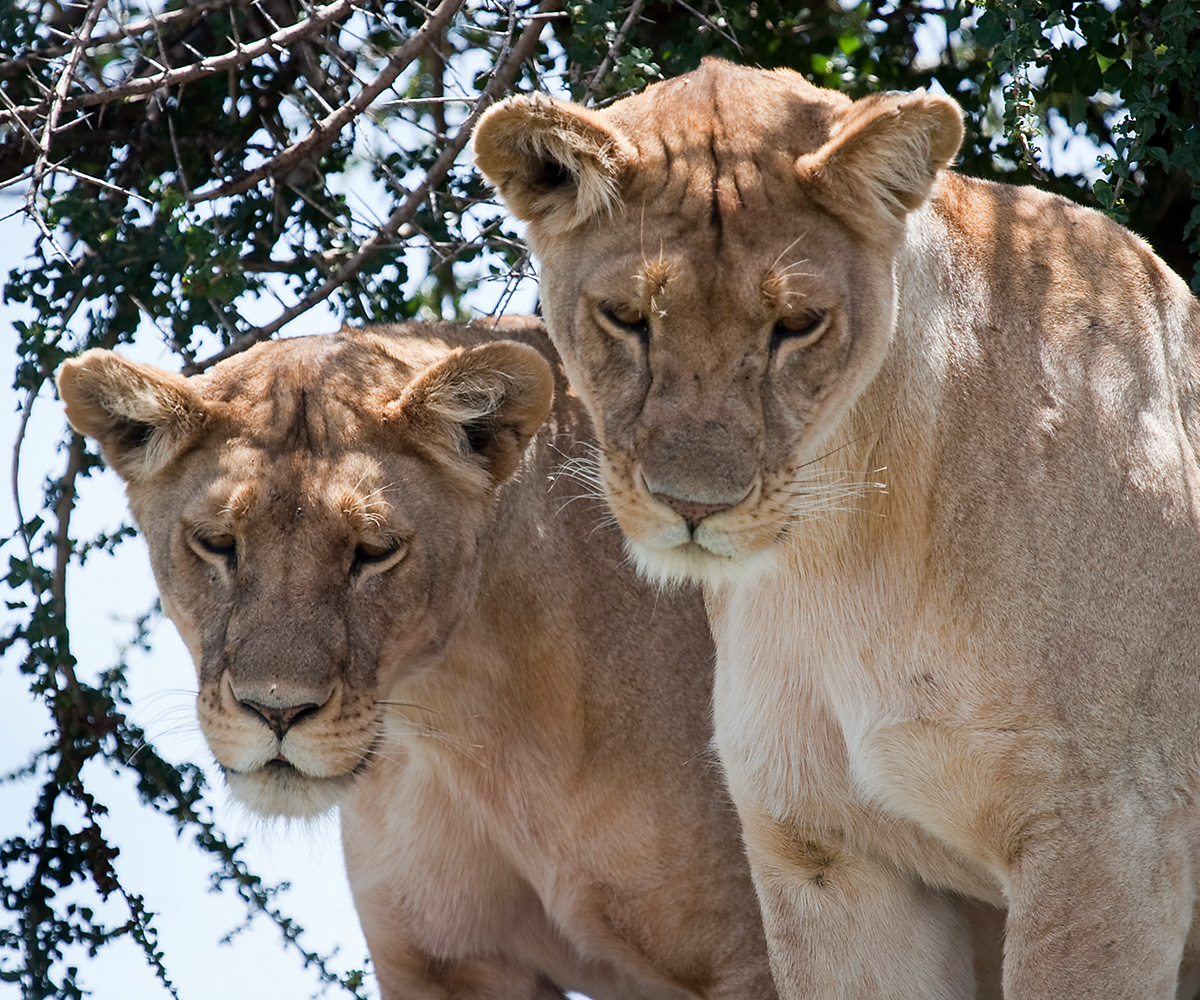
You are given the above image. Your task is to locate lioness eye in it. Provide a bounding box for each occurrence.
[191,532,236,566]
[771,310,827,350]
[600,303,650,342]
[352,537,406,575]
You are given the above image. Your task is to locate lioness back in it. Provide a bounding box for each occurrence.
[475,59,1200,1000]
[57,316,776,1000]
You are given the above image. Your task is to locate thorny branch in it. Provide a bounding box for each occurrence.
[194,0,467,202]
[5,0,569,373]
[25,0,107,248]
[0,0,238,80]
[187,0,562,371]
[1,0,358,125]
[582,0,645,104]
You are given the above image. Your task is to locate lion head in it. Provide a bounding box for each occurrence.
[58,326,552,817]
[474,57,962,586]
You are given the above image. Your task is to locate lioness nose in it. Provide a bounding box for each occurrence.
[651,493,735,530]
[241,700,321,738]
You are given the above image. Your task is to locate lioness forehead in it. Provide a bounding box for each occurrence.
[603,58,850,211]
[198,332,416,450]
[174,335,421,531]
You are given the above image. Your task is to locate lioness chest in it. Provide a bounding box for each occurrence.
[707,553,1057,906]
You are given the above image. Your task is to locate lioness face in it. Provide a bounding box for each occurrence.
[147,410,483,818]
[475,59,962,585]
[59,332,552,817]
[543,197,897,586]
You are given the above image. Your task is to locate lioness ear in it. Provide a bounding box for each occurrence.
[797,90,963,243]
[473,93,636,235]
[390,341,554,487]
[57,349,207,482]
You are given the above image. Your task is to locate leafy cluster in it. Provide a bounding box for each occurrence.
[3,1,1198,997]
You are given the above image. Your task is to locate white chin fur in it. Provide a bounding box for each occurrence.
[224,765,353,819]
[627,536,779,589]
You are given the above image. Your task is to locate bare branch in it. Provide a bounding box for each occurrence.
[665,0,742,52]
[10,384,40,585]
[51,435,86,630]
[0,0,241,80]
[191,0,467,202]
[187,0,561,373]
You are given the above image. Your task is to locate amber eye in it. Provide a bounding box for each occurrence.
[352,536,407,575]
[600,303,650,343]
[771,310,827,350]
[191,532,237,567]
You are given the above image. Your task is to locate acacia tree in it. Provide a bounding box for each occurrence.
[3,1,1198,997]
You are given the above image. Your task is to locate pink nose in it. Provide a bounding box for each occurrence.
[651,493,735,530]
[240,700,321,738]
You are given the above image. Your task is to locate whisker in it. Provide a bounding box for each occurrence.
[377,700,438,714]
[770,232,809,272]
[376,704,489,766]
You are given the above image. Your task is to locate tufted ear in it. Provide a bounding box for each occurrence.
[57,349,208,483]
[797,90,963,244]
[473,93,636,237]
[388,340,554,487]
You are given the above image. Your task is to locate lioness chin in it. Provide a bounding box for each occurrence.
[57,318,779,1000]
[474,59,1200,1000]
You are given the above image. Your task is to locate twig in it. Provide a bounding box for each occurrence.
[582,0,646,105]
[0,73,43,145]
[51,435,86,629]
[11,385,40,585]
[49,164,155,205]
[668,0,742,52]
[186,0,560,373]
[191,0,466,202]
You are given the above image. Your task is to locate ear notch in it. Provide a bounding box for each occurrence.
[389,341,555,487]
[473,93,636,234]
[797,90,964,243]
[56,349,207,482]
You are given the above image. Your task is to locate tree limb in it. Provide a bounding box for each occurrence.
[582,0,647,105]
[0,0,238,81]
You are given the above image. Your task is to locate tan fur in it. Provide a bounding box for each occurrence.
[474,58,1200,999]
[56,317,777,1000]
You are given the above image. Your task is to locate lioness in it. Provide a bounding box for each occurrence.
[474,59,1200,999]
[56,318,778,1000]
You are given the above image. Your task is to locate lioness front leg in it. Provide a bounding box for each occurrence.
[740,811,976,1000]
[1002,806,1193,1000]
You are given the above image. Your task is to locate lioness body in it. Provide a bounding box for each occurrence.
[57,318,776,1000]
[475,60,1200,998]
